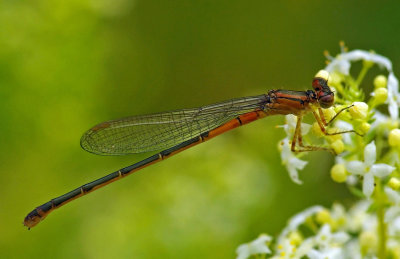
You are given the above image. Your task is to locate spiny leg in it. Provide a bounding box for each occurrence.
[291,115,331,153]
[323,105,354,126]
[313,109,362,136]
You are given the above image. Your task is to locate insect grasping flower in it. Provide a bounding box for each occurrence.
[345,141,395,198]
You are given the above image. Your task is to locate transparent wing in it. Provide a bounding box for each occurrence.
[80,94,267,155]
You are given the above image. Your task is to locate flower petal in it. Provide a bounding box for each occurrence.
[384,207,400,223]
[301,123,312,135]
[370,163,395,178]
[287,165,303,185]
[332,232,350,244]
[388,73,400,120]
[236,234,272,259]
[362,172,375,198]
[346,161,365,175]
[385,187,400,204]
[364,141,376,166]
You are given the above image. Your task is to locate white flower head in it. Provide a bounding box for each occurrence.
[280,138,308,184]
[236,234,272,259]
[325,49,400,120]
[346,141,395,198]
[306,225,349,259]
[314,224,350,249]
[277,206,324,245]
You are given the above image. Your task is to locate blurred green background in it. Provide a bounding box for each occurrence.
[1,0,400,258]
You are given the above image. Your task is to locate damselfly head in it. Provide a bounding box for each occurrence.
[312,70,334,108]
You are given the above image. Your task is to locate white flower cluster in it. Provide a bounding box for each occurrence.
[236,201,400,259]
[238,45,400,258]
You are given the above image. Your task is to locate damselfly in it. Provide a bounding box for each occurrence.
[24,70,356,229]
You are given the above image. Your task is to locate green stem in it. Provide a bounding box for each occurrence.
[355,62,372,88]
[376,180,387,259]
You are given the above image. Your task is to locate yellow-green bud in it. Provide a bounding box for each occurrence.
[322,107,336,122]
[373,75,387,89]
[363,59,374,69]
[391,246,400,259]
[330,164,347,182]
[312,122,324,137]
[334,105,346,113]
[331,140,345,154]
[288,231,303,246]
[326,129,342,143]
[329,72,342,86]
[315,70,330,81]
[389,129,400,147]
[316,209,331,224]
[360,122,371,134]
[360,231,377,254]
[373,87,388,104]
[349,102,368,120]
[333,105,351,120]
[388,177,400,190]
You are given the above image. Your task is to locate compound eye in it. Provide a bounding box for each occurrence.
[312,70,330,91]
[319,93,334,108]
[312,78,322,91]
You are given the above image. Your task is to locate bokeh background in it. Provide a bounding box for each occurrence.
[1,1,400,258]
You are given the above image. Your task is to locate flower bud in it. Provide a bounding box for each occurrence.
[388,177,400,190]
[389,129,400,147]
[360,231,377,254]
[326,130,342,143]
[322,107,336,122]
[373,87,388,104]
[349,102,368,120]
[373,75,387,89]
[331,140,345,154]
[316,209,331,224]
[330,164,347,182]
[329,72,342,86]
[315,70,330,81]
[360,122,371,134]
[288,231,303,246]
[312,122,324,137]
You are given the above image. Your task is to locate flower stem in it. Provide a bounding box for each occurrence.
[355,61,372,88]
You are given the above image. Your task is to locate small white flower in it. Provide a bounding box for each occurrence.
[277,206,324,244]
[325,49,400,120]
[388,216,400,237]
[343,240,363,259]
[306,225,349,259]
[384,187,400,223]
[274,238,298,258]
[282,114,311,139]
[346,201,375,233]
[325,50,392,76]
[236,234,272,259]
[280,138,308,184]
[345,141,395,198]
[314,224,350,249]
